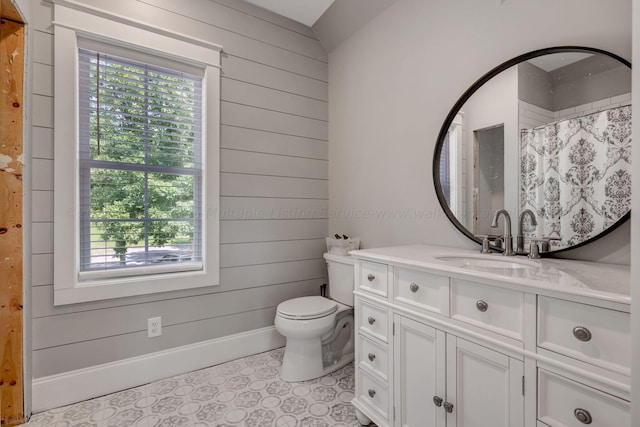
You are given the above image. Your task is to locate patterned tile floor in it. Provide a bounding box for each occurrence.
[26,348,369,427]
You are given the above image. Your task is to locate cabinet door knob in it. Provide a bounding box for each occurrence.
[476,300,488,312]
[443,402,454,413]
[367,316,376,325]
[410,283,419,293]
[368,353,376,361]
[368,389,376,398]
[573,326,592,342]
[433,396,443,407]
[367,273,375,282]
[574,408,592,424]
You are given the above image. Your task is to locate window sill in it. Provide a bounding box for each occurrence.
[54,268,219,306]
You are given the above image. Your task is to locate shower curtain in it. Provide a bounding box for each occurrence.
[520,104,631,249]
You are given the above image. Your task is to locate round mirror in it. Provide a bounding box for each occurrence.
[433,47,631,254]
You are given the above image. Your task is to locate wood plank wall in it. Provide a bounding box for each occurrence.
[30,0,328,385]
[0,0,24,424]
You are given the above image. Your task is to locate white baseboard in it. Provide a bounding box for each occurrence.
[32,326,285,413]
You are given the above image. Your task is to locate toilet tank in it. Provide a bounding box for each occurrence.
[323,252,355,306]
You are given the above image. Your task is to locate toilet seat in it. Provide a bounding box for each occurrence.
[277,296,338,320]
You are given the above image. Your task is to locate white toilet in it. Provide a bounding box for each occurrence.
[274,252,355,382]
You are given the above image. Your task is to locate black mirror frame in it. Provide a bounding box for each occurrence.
[432,46,631,254]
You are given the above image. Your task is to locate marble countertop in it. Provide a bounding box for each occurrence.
[349,244,630,306]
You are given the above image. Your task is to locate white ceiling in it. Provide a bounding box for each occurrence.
[244,0,336,27]
[528,52,593,72]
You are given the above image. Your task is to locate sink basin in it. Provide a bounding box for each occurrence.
[435,256,539,270]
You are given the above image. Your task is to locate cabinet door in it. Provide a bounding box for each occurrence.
[446,336,524,427]
[393,315,446,427]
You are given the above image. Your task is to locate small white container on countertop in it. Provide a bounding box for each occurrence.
[326,237,361,256]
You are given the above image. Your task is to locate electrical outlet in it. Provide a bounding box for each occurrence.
[148,317,162,338]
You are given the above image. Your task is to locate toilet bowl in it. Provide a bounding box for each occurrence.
[275,253,355,382]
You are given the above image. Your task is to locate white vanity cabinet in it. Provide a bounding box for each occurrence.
[393,315,444,427]
[444,336,524,427]
[536,297,631,427]
[350,245,631,427]
[393,315,524,427]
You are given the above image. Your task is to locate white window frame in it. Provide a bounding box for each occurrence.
[53,3,221,305]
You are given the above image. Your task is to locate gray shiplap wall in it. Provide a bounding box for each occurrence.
[30,0,328,378]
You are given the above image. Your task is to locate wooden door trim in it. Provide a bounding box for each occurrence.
[1,0,25,424]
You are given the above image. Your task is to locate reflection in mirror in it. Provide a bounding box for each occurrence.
[475,125,504,236]
[435,48,631,253]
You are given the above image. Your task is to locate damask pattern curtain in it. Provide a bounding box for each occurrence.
[520,105,631,249]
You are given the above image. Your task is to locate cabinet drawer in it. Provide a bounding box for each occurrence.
[359,261,388,297]
[358,334,389,381]
[538,369,629,427]
[358,300,389,343]
[394,268,449,315]
[358,369,389,422]
[538,296,630,372]
[451,279,524,340]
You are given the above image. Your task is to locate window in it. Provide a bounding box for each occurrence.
[78,46,204,279]
[441,113,463,218]
[54,4,221,305]
[440,132,452,205]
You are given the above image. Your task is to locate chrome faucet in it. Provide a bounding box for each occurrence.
[517,209,538,253]
[490,209,515,256]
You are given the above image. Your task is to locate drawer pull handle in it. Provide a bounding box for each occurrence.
[410,283,420,293]
[573,326,592,342]
[443,402,454,413]
[368,353,376,361]
[476,300,488,312]
[368,316,376,325]
[367,273,375,282]
[368,389,376,398]
[433,396,443,407]
[574,408,592,424]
